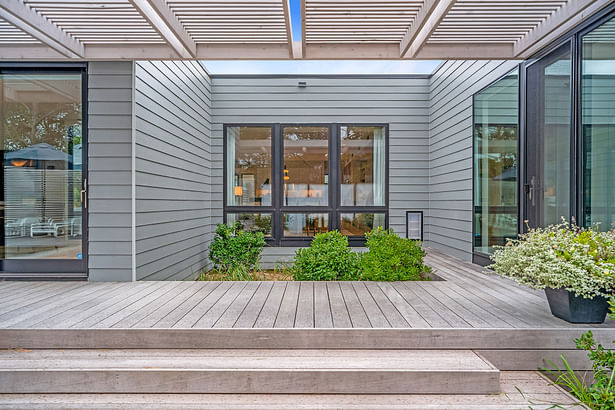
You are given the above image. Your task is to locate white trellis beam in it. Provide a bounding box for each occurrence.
[0,0,84,58]
[129,0,197,59]
[400,0,456,58]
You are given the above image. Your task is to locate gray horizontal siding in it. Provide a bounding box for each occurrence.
[134,60,212,281]
[428,60,519,261]
[211,76,431,245]
[87,61,134,282]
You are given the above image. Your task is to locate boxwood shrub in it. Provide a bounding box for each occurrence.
[292,230,360,281]
[359,227,431,281]
[292,228,430,281]
[208,222,265,273]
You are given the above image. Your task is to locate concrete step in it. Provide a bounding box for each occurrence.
[0,349,500,395]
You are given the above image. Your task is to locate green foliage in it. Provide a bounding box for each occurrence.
[543,296,615,409]
[542,356,597,408]
[208,222,265,275]
[359,227,431,281]
[291,228,430,282]
[490,220,615,299]
[292,231,360,281]
[5,102,82,152]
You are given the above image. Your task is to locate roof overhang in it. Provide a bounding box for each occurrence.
[0,0,611,61]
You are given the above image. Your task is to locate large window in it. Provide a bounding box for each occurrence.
[0,66,86,275]
[473,69,519,255]
[582,15,615,231]
[224,124,387,245]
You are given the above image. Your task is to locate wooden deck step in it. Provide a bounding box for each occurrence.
[0,349,500,395]
[0,372,580,410]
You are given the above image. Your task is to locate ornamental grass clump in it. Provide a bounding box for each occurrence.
[489,220,615,299]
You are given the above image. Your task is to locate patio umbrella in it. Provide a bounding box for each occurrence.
[492,166,517,181]
[5,143,73,164]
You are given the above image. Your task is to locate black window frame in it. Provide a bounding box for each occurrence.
[223,123,389,246]
[0,62,89,277]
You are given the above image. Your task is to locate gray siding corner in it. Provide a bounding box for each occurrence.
[134,61,213,281]
[427,60,519,261]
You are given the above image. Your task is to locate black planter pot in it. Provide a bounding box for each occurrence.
[544,288,609,324]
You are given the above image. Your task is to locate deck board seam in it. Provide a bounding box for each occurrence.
[230,281,262,329]
[167,281,222,328]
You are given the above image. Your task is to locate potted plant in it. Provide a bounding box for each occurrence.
[489,220,615,323]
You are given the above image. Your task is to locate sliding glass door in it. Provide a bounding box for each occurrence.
[525,43,573,229]
[0,68,86,277]
[581,15,615,231]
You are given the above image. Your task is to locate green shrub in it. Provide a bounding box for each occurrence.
[292,231,360,281]
[208,222,265,274]
[359,227,430,281]
[543,296,615,409]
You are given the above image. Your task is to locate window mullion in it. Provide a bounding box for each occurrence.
[273,124,282,245]
[330,123,339,232]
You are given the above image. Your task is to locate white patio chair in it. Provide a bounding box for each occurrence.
[7,217,41,237]
[5,219,20,237]
[30,218,58,237]
[69,217,82,237]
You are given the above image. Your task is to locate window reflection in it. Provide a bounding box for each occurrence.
[283,213,328,237]
[340,213,385,236]
[283,126,328,206]
[582,16,615,230]
[226,213,272,236]
[226,126,272,206]
[340,126,386,206]
[1,73,83,259]
[473,69,519,254]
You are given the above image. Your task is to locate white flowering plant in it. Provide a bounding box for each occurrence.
[489,220,615,299]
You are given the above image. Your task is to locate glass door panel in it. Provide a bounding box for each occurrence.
[0,70,85,274]
[473,69,519,254]
[582,16,615,230]
[525,43,572,228]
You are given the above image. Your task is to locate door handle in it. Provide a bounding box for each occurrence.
[80,178,87,209]
[527,176,536,205]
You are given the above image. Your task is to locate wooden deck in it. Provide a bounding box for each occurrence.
[0,249,613,330]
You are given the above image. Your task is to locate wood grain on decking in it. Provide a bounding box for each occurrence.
[0,372,583,409]
[0,249,613,330]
